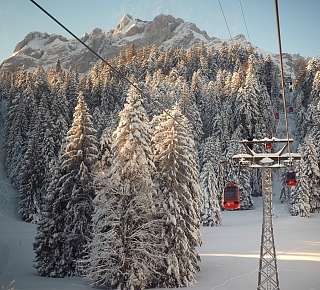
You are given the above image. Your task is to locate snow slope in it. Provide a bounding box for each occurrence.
[0,98,320,289]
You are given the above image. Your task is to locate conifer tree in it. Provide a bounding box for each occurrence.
[302,58,320,106]
[33,159,65,277]
[152,106,201,287]
[237,55,272,139]
[6,82,34,184]
[18,93,55,222]
[200,137,222,226]
[86,85,160,289]
[34,92,98,277]
[18,118,41,222]
[64,69,78,121]
[290,170,311,217]
[306,72,320,143]
[178,81,203,145]
[290,138,320,214]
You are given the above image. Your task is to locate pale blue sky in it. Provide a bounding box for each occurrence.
[1,0,319,62]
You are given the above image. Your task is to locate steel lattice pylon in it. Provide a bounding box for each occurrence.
[257,168,280,290]
[232,138,301,290]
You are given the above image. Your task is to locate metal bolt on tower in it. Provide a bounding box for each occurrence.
[232,138,300,290]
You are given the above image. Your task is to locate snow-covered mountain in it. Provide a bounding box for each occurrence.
[0,14,251,73]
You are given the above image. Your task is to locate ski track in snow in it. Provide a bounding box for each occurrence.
[0,101,320,290]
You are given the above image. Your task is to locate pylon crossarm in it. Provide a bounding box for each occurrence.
[240,137,294,144]
[232,137,301,168]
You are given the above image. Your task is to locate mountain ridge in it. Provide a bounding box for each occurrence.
[0,13,291,74]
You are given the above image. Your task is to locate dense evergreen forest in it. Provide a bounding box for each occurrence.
[0,43,320,288]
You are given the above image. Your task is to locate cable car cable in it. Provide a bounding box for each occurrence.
[217,0,232,39]
[28,0,191,132]
[273,0,292,159]
[238,0,251,42]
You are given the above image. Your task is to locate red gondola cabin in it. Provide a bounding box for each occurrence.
[288,107,293,113]
[223,182,240,210]
[275,112,279,120]
[265,143,272,150]
[286,171,297,187]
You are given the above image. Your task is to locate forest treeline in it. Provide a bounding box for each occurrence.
[0,43,319,287]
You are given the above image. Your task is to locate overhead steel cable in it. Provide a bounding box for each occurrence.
[28,0,191,131]
[273,0,292,158]
[238,0,251,42]
[217,0,232,39]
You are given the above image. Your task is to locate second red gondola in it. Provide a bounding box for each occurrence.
[286,171,297,187]
[223,182,240,210]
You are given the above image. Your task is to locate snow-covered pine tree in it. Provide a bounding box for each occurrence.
[34,92,98,277]
[200,137,222,226]
[201,80,223,138]
[305,72,320,145]
[290,137,320,214]
[301,58,320,107]
[290,168,311,218]
[178,81,203,145]
[236,55,272,139]
[33,159,65,277]
[86,84,161,289]
[64,69,78,121]
[289,137,320,216]
[152,106,201,287]
[18,93,55,222]
[49,73,69,152]
[62,92,99,274]
[6,81,34,186]
[191,70,207,113]
[303,138,320,212]
[18,116,41,222]
[95,124,113,173]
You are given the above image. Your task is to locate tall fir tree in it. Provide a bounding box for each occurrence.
[152,106,201,287]
[200,137,222,226]
[290,137,320,215]
[34,92,98,277]
[86,85,161,289]
[18,93,55,222]
[236,55,272,139]
[290,168,311,218]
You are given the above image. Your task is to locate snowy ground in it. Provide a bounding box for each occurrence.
[1,103,319,290]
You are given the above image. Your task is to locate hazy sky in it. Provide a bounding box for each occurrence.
[1,0,320,62]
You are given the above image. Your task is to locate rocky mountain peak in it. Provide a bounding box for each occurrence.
[0,14,252,73]
[232,34,247,42]
[112,14,146,37]
[113,14,134,34]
